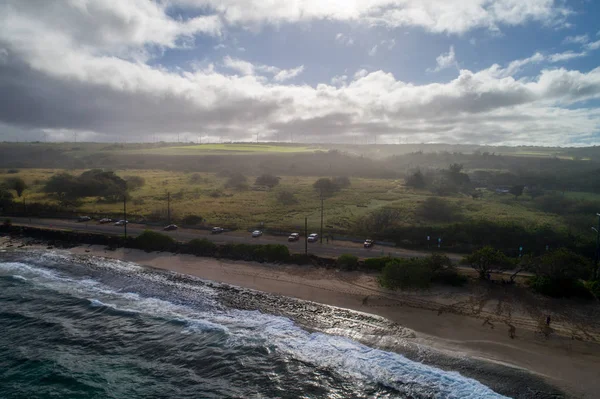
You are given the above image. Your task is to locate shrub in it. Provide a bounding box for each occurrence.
[416,197,462,222]
[379,258,432,290]
[276,189,298,205]
[313,177,339,197]
[255,174,280,188]
[332,176,351,188]
[528,276,593,299]
[432,269,468,286]
[584,280,600,298]
[182,215,203,225]
[225,173,248,190]
[133,230,176,252]
[186,238,217,256]
[125,175,145,191]
[364,256,393,272]
[337,254,359,270]
[405,170,426,189]
[2,218,11,228]
[460,246,514,280]
[3,177,27,197]
[189,173,203,184]
[7,169,19,174]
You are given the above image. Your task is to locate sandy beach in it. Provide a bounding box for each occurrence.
[3,237,600,398]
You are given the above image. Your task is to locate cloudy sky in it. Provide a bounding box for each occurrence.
[1,0,600,146]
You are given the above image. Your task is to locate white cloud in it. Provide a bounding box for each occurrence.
[548,51,587,62]
[585,40,600,51]
[223,56,303,81]
[331,75,348,86]
[368,45,379,56]
[214,44,226,50]
[335,33,354,46]
[273,65,305,82]
[0,0,599,146]
[429,46,457,72]
[562,34,589,45]
[174,0,570,35]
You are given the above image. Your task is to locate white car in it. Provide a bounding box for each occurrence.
[114,220,128,226]
[252,230,263,237]
[98,218,112,224]
[307,233,319,243]
[288,232,300,242]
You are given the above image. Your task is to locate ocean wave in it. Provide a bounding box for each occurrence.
[0,253,508,398]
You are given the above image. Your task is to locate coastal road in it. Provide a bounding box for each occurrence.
[6,216,463,262]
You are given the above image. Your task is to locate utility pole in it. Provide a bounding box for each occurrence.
[167,192,171,225]
[305,217,308,256]
[594,213,600,279]
[123,194,127,241]
[320,190,324,244]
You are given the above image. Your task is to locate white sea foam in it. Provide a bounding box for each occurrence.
[1,257,508,398]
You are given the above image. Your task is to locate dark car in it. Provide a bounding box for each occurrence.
[77,216,91,222]
[364,239,374,248]
[211,227,224,234]
[98,218,112,224]
[163,224,178,231]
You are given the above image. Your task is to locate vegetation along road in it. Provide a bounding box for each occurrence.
[8,216,462,262]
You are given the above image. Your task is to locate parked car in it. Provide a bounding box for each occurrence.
[307,233,319,243]
[98,218,112,224]
[77,216,91,222]
[211,227,224,234]
[114,220,128,226]
[364,239,374,248]
[163,224,178,231]
[252,230,263,237]
[288,232,300,242]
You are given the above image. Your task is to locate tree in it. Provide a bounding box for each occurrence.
[313,177,339,197]
[445,163,471,186]
[332,176,351,189]
[362,207,401,233]
[4,177,27,197]
[337,254,359,270]
[276,189,298,205]
[405,170,426,189]
[532,248,591,281]
[125,175,146,191]
[509,185,525,199]
[225,173,248,190]
[379,258,433,290]
[416,197,462,222]
[460,246,514,280]
[255,174,280,188]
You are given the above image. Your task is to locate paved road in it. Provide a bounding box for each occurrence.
[7,216,463,262]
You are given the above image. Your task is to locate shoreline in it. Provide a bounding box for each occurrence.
[3,237,600,398]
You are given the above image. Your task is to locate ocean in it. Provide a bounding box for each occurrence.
[0,249,513,399]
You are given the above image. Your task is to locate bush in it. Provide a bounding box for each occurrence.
[416,197,462,222]
[337,254,359,270]
[432,269,468,286]
[255,174,280,188]
[379,258,433,290]
[7,169,19,174]
[125,176,145,191]
[188,173,204,184]
[219,243,290,263]
[405,170,427,189]
[584,280,600,298]
[332,176,351,189]
[4,177,27,197]
[2,218,11,228]
[133,230,176,252]
[186,238,217,256]
[528,276,593,299]
[364,256,393,272]
[276,189,298,205]
[225,173,248,190]
[313,177,339,196]
[182,215,203,225]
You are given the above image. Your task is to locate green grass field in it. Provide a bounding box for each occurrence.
[123,143,318,155]
[2,168,569,234]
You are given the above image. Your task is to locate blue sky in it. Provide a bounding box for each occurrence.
[1,0,600,146]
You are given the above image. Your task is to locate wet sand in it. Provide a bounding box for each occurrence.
[3,237,600,398]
